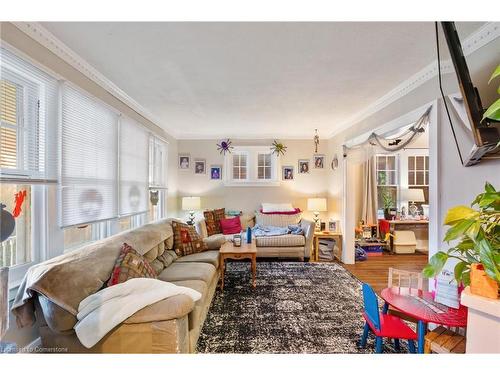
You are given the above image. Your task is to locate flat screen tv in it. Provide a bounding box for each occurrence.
[437,22,500,166]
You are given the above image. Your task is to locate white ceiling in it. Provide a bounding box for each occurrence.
[40,22,484,139]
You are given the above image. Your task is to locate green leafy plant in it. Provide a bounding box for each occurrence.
[423,182,500,286]
[382,189,394,210]
[482,64,500,122]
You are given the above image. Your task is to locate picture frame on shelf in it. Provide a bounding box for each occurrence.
[282,166,294,180]
[328,220,339,233]
[194,159,206,174]
[210,165,222,180]
[178,154,190,170]
[313,154,325,169]
[298,159,310,174]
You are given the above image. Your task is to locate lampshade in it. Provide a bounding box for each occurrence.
[307,198,327,212]
[182,196,201,211]
[402,188,425,202]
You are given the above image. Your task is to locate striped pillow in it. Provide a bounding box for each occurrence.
[255,212,302,227]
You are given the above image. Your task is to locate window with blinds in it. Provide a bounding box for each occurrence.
[60,84,119,227]
[119,116,149,216]
[0,47,58,182]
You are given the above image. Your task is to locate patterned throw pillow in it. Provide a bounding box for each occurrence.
[203,210,218,236]
[172,220,208,257]
[203,208,226,236]
[107,243,157,287]
[212,208,225,233]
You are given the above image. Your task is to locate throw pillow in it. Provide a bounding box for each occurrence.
[220,216,242,235]
[259,208,301,215]
[203,208,226,236]
[212,208,225,233]
[107,243,157,287]
[172,220,208,257]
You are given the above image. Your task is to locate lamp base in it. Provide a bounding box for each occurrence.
[186,211,195,226]
[313,212,320,231]
[408,202,418,217]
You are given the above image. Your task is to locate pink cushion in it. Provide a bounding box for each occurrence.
[259,208,301,215]
[220,216,242,235]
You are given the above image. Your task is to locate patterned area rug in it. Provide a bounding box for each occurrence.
[197,261,405,354]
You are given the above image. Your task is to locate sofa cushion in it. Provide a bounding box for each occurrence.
[255,234,305,247]
[203,208,225,236]
[150,259,165,274]
[203,234,226,250]
[171,221,207,257]
[176,250,220,268]
[220,216,242,235]
[158,262,216,285]
[124,294,195,324]
[255,212,301,227]
[107,243,157,287]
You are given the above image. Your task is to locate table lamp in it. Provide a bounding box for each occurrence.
[402,188,425,217]
[182,196,201,225]
[307,198,327,231]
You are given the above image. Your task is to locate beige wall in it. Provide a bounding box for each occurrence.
[177,139,337,223]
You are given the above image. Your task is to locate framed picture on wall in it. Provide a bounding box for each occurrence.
[210,165,222,180]
[178,154,190,170]
[194,159,206,174]
[314,154,325,169]
[282,166,294,180]
[298,159,310,174]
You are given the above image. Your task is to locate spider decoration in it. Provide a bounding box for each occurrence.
[216,139,234,155]
[270,140,287,156]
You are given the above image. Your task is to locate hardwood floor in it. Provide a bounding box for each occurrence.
[343,252,429,294]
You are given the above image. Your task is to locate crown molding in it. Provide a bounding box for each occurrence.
[328,22,500,139]
[11,22,178,138]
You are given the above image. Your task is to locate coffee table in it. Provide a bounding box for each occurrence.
[219,240,257,291]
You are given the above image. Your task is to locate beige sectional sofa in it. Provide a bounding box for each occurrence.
[196,211,315,261]
[14,219,218,353]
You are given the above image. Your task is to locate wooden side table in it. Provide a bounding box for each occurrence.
[219,240,257,291]
[313,232,343,262]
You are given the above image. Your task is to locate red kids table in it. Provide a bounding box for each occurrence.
[380,287,468,353]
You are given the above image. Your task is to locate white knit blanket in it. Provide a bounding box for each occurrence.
[75,278,201,348]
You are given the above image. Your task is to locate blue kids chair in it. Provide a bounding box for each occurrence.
[359,283,417,353]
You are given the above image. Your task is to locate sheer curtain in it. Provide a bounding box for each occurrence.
[361,157,377,225]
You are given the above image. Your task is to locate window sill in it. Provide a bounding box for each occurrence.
[223,181,281,187]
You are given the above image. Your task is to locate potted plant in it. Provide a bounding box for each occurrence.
[381,189,394,220]
[423,182,500,299]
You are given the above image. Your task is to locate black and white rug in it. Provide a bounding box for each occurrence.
[196,261,404,354]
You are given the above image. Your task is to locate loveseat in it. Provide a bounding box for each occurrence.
[12,218,218,353]
[195,211,315,261]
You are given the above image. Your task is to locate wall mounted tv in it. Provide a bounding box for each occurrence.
[437,21,500,166]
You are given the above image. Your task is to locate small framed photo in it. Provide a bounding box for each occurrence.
[210,165,222,180]
[328,220,339,233]
[194,159,206,174]
[178,154,190,170]
[282,166,294,180]
[298,159,310,174]
[314,154,325,169]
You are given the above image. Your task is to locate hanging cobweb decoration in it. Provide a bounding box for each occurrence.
[216,139,233,155]
[270,140,287,156]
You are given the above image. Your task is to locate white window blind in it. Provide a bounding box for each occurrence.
[119,116,149,216]
[60,84,119,227]
[0,47,58,182]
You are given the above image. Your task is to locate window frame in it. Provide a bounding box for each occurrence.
[224,146,280,186]
[376,154,400,210]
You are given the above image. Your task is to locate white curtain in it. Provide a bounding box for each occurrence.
[361,157,378,225]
